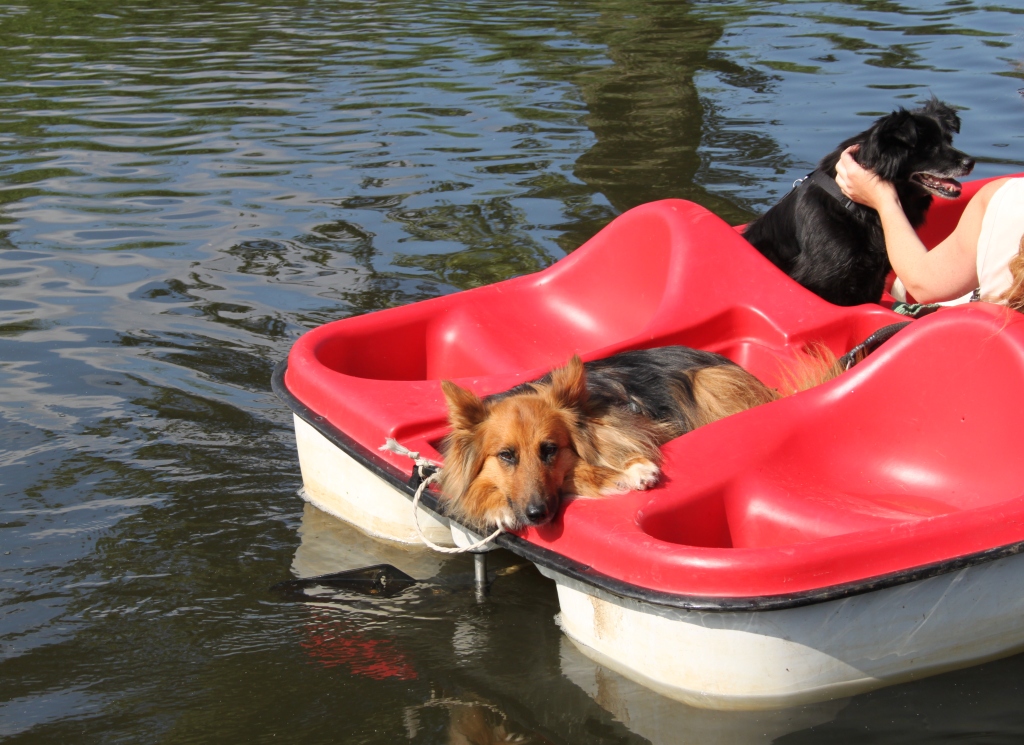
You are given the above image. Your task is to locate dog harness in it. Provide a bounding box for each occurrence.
[792,169,858,212]
[837,322,911,370]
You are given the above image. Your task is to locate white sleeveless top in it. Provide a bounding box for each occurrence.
[976,178,1024,302]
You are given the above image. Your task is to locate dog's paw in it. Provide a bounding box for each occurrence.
[600,462,661,494]
[622,461,660,491]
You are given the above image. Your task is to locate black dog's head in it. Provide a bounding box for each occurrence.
[833,97,975,200]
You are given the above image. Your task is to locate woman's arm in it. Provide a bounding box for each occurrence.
[835,145,998,303]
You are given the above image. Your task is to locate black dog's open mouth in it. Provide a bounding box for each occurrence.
[912,172,963,199]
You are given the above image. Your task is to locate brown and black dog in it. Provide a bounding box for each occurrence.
[438,346,837,531]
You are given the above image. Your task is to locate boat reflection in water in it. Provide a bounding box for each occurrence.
[291,497,447,583]
[560,637,846,744]
[285,501,1024,743]
[285,502,848,744]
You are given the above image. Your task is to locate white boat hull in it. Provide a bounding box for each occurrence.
[293,415,456,547]
[542,554,1024,710]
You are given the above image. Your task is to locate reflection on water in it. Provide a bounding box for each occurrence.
[2,0,1024,741]
[559,637,846,745]
[283,504,647,744]
[292,502,447,582]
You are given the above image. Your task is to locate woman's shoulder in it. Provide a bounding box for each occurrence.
[961,178,1018,227]
[971,178,1024,229]
[975,177,1021,206]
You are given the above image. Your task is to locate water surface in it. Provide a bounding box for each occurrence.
[2,0,1024,742]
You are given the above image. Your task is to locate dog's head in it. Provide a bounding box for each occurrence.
[439,357,586,530]
[847,97,974,199]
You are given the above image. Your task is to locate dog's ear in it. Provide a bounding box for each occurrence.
[547,355,588,411]
[858,109,917,179]
[877,109,918,149]
[920,97,961,135]
[439,380,488,505]
[441,380,487,431]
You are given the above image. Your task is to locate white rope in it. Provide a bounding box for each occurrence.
[379,437,439,468]
[379,438,503,554]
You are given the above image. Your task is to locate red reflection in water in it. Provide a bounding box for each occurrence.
[300,611,418,681]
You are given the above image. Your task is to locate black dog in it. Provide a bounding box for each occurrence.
[743,98,974,306]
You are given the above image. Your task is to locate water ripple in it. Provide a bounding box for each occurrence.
[2,0,1024,741]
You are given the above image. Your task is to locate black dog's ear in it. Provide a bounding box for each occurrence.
[920,97,961,135]
[877,109,918,148]
[857,109,917,178]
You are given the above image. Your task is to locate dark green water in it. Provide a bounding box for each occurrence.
[2,1,1024,742]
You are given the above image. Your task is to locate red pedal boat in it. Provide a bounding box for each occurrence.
[274,174,1024,709]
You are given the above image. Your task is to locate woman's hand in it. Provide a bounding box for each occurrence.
[834,145,899,211]
[833,144,990,303]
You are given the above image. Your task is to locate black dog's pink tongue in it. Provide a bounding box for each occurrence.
[916,173,963,198]
[941,177,963,197]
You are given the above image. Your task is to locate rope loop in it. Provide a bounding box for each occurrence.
[379,439,503,554]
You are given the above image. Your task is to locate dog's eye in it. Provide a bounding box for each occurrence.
[497,448,517,466]
[539,441,558,463]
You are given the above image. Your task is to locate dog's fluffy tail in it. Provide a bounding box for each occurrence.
[777,343,845,397]
[689,365,780,428]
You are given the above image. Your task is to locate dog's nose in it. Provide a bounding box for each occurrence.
[963,156,976,174]
[525,502,550,523]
